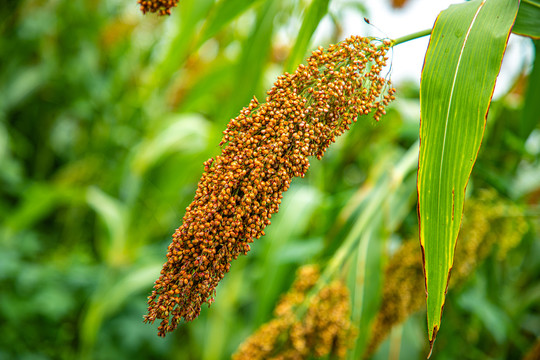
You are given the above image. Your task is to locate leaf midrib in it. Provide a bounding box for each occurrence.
[435,0,486,268]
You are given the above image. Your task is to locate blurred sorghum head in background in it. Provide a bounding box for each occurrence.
[138,0,179,15]
[143,35,395,336]
[233,265,356,360]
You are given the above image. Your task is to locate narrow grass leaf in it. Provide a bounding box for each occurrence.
[221,0,277,120]
[87,186,128,264]
[148,0,215,91]
[520,40,540,140]
[417,0,520,353]
[131,114,211,175]
[4,183,82,231]
[333,144,417,359]
[253,185,322,324]
[283,0,330,73]
[348,212,384,359]
[196,0,265,48]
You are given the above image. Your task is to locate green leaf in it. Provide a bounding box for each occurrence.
[196,0,265,48]
[147,0,215,91]
[348,212,384,359]
[221,0,278,120]
[417,0,520,353]
[86,186,128,264]
[131,113,211,175]
[253,185,322,324]
[283,0,330,73]
[4,183,83,231]
[80,265,162,354]
[520,40,540,140]
[513,0,540,39]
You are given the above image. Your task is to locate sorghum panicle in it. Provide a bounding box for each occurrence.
[144,36,395,336]
[233,265,356,360]
[138,0,178,15]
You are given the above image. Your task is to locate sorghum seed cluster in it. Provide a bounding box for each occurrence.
[144,35,395,336]
[138,0,178,15]
[233,265,356,360]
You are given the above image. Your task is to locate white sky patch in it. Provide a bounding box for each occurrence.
[335,0,534,98]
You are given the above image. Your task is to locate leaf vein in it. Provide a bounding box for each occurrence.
[436,0,486,234]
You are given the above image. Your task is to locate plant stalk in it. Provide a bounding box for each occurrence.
[392,28,432,47]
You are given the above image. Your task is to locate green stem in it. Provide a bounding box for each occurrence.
[392,28,433,47]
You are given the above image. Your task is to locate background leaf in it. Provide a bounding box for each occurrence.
[283,0,330,73]
[513,0,540,39]
[520,40,540,140]
[195,0,265,48]
[417,0,520,351]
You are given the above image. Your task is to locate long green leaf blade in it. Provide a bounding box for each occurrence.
[195,0,265,48]
[417,0,520,353]
[283,0,330,73]
[520,40,540,139]
[220,0,278,120]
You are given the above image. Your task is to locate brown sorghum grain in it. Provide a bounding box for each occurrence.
[138,0,179,15]
[144,36,395,337]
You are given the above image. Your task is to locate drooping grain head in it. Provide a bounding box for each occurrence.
[144,35,395,337]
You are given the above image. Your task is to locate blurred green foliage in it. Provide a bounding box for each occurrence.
[0,0,538,359]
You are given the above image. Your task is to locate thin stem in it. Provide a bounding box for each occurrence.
[392,28,433,47]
